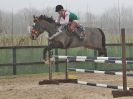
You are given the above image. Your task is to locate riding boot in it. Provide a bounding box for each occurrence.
[78,25,85,33]
[74,29,83,40]
[74,27,85,40]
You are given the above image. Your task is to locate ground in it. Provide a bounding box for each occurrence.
[0,72,133,99]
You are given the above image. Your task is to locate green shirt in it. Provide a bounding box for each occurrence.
[69,12,79,22]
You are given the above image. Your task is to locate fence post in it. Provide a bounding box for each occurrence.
[12,47,16,75]
[55,49,59,72]
[121,28,127,91]
[112,28,133,97]
[94,50,97,70]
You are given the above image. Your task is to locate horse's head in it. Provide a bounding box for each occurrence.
[30,15,45,40]
[30,15,56,40]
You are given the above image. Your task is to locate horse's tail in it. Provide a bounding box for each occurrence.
[97,28,105,47]
[97,28,107,56]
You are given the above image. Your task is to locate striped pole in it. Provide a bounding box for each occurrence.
[54,56,133,60]
[68,68,133,77]
[54,58,133,64]
[77,80,130,90]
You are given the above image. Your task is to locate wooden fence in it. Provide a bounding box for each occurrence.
[0,43,132,75]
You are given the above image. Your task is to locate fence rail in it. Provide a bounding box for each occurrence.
[106,43,133,46]
[0,45,47,49]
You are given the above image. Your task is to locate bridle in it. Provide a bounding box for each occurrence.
[31,18,42,37]
[31,28,40,37]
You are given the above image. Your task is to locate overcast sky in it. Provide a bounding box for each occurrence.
[0,0,133,14]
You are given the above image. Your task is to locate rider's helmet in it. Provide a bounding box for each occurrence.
[55,5,64,12]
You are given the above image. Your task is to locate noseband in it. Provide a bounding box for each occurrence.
[31,29,39,37]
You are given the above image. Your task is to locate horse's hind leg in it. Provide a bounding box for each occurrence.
[98,48,107,57]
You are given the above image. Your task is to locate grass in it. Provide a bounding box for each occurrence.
[0,34,48,46]
[105,33,133,43]
[0,32,132,46]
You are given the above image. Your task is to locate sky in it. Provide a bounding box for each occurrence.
[0,0,133,14]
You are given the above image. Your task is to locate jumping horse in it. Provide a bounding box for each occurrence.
[30,15,107,62]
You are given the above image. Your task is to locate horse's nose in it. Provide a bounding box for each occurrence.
[31,29,35,33]
[30,30,37,40]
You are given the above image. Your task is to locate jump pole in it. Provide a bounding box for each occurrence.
[77,80,130,90]
[67,68,133,77]
[54,56,133,60]
[112,28,133,97]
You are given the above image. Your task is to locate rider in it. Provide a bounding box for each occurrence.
[49,5,84,40]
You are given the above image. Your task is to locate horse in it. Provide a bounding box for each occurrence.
[30,15,107,62]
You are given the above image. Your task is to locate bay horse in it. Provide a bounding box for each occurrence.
[30,15,107,62]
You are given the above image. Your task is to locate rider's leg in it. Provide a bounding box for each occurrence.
[69,20,79,32]
[70,20,82,38]
[71,21,85,40]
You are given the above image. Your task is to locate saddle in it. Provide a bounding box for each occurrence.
[67,22,85,40]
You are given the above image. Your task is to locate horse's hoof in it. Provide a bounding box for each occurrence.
[44,60,49,64]
[43,58,55,65]
[50,57,55,62]
[43,59,47,64]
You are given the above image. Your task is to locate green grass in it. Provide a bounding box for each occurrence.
[0,33,132,46]
[0,34,48,46]
[105,33,133,43]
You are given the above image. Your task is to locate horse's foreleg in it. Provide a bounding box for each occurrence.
[43,42,63,61]
[43,47,48,60]
[43,45,54,61]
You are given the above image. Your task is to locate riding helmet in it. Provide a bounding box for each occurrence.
[55,5,63,12]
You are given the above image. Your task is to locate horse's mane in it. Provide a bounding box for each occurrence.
[38,15,55,23]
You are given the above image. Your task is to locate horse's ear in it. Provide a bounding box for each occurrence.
[33,15,39,23]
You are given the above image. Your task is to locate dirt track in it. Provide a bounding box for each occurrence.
[0,73,133,99]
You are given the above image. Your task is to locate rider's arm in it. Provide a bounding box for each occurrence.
[60,11,70,25]
[56,15,61,23]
